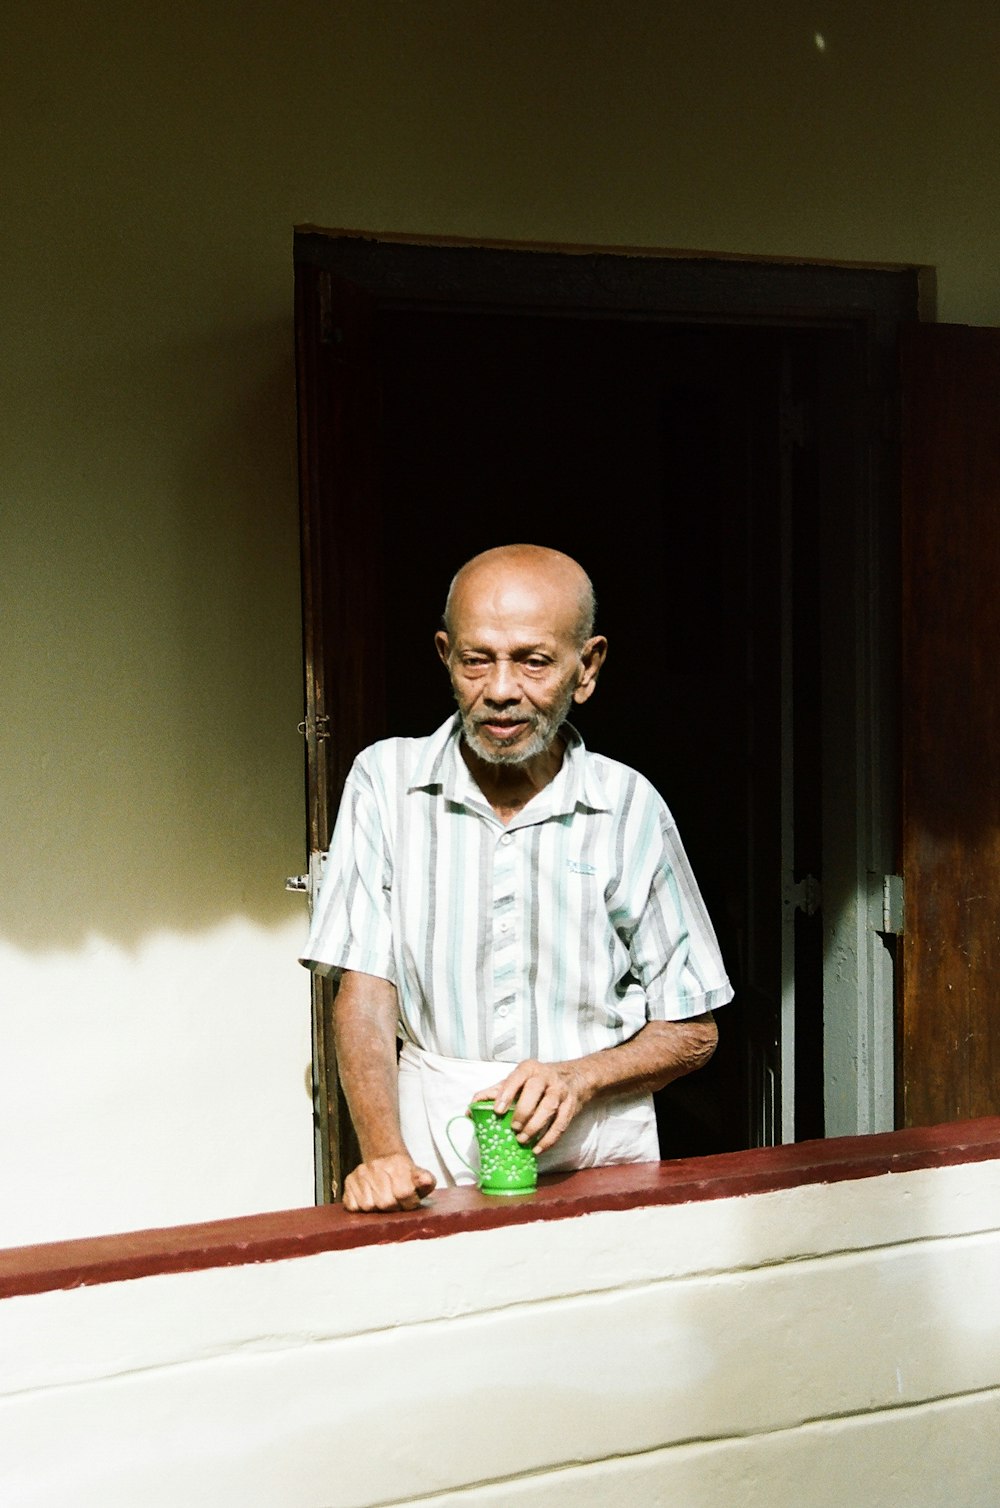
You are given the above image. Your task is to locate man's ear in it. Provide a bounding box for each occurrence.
[434,631,452,666]
[572,636,608,705]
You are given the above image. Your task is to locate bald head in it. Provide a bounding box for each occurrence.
[443,544,596,648]
[436,544,606,768]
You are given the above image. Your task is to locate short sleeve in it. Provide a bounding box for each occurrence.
[298,758,396,982]
[629,810,734,1022]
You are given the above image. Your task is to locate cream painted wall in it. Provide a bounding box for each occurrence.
[4,0,1000,1242]
[2,1157,999,1505]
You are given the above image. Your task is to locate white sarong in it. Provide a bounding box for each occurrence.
[398,1042,660,1187]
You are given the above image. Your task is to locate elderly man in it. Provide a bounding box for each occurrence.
[301,544,732,1212]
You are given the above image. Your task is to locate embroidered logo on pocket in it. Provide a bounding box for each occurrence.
[567,859,597,875]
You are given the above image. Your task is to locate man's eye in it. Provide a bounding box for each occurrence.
[525,658,550,670]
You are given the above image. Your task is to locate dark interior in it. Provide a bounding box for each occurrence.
[375,309,827,1155]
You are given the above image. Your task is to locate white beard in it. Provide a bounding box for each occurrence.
[458,683,576,767]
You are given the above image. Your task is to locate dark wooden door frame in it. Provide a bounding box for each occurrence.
[900,323,1000,1126]
[293,228,921,1199]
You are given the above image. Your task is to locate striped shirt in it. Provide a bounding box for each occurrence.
[300,715,733,1063]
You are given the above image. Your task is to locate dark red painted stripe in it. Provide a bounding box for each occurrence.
[3,1117,999,1300]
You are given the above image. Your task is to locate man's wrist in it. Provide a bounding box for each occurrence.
[563,1056,601,1106]
[359,1140,410,1165]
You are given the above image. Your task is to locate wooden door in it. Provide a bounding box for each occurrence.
[295,262,384,1197]
[901,323,1000,1126]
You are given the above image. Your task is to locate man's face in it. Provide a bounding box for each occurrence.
[435,570,605,767]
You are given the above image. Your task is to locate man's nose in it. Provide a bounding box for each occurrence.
[483,659,521,704]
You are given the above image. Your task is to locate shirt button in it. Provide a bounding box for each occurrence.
[498,920,510,933]
[500,833,513,845]
[496,1004,510,1018]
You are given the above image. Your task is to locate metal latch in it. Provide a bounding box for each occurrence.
[296,714,331,741]
[284,850,329,902]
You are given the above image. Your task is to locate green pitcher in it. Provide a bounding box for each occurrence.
[446,1099,538,1195]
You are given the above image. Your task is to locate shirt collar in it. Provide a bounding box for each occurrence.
[407,714,612,820]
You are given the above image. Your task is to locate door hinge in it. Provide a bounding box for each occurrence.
[879,874,905,936]
[784,873,822,917]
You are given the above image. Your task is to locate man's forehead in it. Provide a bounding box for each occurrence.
[448,608,577,649]
[450,623,563,650]
[449,567,581,633]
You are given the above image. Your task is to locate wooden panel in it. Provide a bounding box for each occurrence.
[294,263,385,845]
[901,323,1000,1125]
[294,263,384,1197]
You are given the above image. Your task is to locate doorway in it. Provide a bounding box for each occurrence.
[294,232,918,1198]
[379,310,815,1156]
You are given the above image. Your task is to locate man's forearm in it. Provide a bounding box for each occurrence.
[332,971,406,1162]
[572,1013,718,1104]
[483,1012,718,1154]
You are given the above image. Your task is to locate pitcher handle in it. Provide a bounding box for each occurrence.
[445,1114,479,1177]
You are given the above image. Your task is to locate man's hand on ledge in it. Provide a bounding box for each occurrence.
[342,1153,437,1213]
